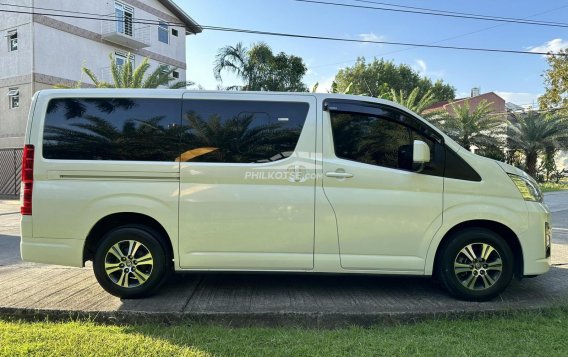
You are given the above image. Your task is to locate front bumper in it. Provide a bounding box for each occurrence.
[519,201,552,276]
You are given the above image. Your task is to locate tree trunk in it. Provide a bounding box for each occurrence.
[525,151,538,179]
[506,149,517,165]
[544,146,557,182]
[462,137,471,152]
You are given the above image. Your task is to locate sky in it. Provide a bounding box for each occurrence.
[177,0,568,106]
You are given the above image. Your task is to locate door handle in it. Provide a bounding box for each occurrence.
[325,171,354,179]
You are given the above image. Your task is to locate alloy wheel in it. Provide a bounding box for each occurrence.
[104,240,154,288]
[453,243,503,290]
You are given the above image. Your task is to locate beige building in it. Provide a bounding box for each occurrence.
[0,0,201,149]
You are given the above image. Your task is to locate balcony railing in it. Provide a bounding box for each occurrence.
[101,14,151,49]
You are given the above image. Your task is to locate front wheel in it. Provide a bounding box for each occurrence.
[93,225,169,298]
[437,228,514,301]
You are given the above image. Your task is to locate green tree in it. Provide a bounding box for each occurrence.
[332,57,455,102]
[431,100,505,151]
[507,112,568,179]
[536,49,568,179]
[59,53,192,89]
[214,42,308,92]
[390,87,443,120]
[539,49,568,116]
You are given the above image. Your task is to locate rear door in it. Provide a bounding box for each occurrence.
[321,100,445,272]
[178,92,317,270]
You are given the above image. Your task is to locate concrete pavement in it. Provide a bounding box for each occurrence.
[0,195,567,327]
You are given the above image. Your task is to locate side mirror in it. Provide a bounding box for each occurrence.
[413,140,431,164]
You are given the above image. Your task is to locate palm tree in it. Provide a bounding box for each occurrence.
[390,87,442,120]
[213,42,250,90]
[431,99,505,151]
[58,53,193,89]
[311,82,319,93]
[214,42,308,92]
[182,111,299,163]
[507,112,568,178]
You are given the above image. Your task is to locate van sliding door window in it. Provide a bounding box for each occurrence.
[43,98,180,161]
[180,100,309,163]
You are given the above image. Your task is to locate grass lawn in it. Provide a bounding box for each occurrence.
[2,308,568,356]
[540,181,568,193]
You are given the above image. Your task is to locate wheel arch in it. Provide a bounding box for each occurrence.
[83,212,174,267]
[431,220,524,279]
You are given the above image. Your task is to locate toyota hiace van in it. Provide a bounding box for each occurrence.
[20,89,551,301]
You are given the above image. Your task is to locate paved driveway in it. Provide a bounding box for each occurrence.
[0,194,567,326]
[0,200,20,265]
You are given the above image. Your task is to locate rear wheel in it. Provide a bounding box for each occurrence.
[93,225,169,298]
[437,228,514,301]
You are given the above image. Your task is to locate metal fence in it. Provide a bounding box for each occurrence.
[0,148,23,198]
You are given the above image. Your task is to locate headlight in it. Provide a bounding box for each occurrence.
[508,174,543,202]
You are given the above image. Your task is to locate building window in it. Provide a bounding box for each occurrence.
[158,21,169,44]
[172,71,179,79]
[115,2,134,36]
[8,30,17,51]
[8,88,19,109]
[115,51,135,68]
[172,28,178,37]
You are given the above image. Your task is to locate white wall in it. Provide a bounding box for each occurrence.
[35,0,187,68]
[0,3,33,79]
[33,22,186,85]
[33,23,111,82]
[0,2,33,148]
[0,83,31,148]
[558,152,568,171]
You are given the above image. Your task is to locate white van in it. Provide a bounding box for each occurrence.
[20,89,551,301]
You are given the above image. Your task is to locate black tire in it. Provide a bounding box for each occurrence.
[437,228,514,301]
[93,224,169,298]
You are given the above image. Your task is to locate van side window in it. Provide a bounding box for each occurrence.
[43,98,180,161]
[330,110,444,175]
[331,112,411,169]
[180,100,309,163]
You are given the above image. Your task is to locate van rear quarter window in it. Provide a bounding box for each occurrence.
[180,100,309,163]
[43,98,180,161]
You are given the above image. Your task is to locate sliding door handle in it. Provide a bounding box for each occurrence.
[325,171,354,179]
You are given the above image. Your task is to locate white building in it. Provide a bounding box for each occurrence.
[0,0,201,149]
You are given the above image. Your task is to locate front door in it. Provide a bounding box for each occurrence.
[321,100,444,273]
[178,93,317,270]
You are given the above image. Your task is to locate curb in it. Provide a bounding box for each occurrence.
[0,304,565,328]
